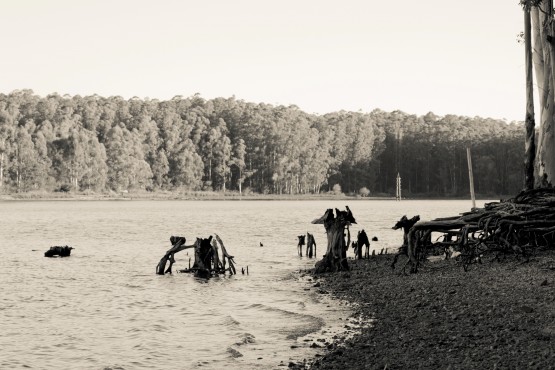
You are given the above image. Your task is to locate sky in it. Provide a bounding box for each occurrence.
[0,0,526,121]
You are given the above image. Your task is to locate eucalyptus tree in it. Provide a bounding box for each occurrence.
[521,0,555,186]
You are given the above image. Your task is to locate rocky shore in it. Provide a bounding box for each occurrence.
[300,251,555,369]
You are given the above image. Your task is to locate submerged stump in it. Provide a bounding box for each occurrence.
[156,234,237,278]
[355,229,370,259]
[312,206,356,273]
[44,245,73,257]
[306,232,317,258]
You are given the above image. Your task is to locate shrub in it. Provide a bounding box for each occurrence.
[332,183,342,195]
[359,187,370,197]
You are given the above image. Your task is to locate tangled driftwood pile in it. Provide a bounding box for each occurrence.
[402,188,555,273]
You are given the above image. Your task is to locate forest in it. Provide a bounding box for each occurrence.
[0,90,524,197]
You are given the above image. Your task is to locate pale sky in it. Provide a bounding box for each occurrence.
[0,0,526,121]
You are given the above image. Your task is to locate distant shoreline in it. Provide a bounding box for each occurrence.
[0,190,503,202]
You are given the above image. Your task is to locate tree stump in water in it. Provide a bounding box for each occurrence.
[297,235,306,256]
[44,245,74,257]
[192,236,215,279]
[156,234,237,278]
[356,229,370,259]
[312,206,356,273]
[306,232,317,258]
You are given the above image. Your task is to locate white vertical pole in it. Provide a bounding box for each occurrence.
[396,173,402,201]
[466,147,476,209]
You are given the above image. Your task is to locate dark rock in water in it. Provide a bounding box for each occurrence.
[44,245,73,258]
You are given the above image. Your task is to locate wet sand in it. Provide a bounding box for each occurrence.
[297,251,555,369]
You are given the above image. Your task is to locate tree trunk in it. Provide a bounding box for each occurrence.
[525,6,536,190]
[238,168,242,195]
[312,207,356,273]
[0,152,3,188]
[306,232,316,258]
[535,1,555,186]
[192,236,213,278]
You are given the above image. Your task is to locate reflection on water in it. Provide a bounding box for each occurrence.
[0,199,484,369]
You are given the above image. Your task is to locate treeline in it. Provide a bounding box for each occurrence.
[0,90,524,197]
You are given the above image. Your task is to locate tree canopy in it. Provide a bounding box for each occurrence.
[0,90,524,197]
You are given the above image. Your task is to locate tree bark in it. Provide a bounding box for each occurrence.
[192,236,213,278]
[534,1,555,186]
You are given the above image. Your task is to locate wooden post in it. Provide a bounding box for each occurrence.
[466,148,476,209]
[396,173,402,201]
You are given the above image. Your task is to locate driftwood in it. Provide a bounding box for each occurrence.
[156,234,237,278]
[313,206,356,273]
[306,232,317,258]
[44,245,73,257]
[156,236,194,275]
[397,188,555,273]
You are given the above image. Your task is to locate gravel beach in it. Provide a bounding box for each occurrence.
[301,251,555,370]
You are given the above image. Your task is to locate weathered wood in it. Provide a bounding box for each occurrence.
[156,236,194,275]
[156,234,238,278]
[306,232,317,258]
[355,229,370,259]
[313,206,356,273]
[192,236,213,278]
[395,188,555,273]
[44,245,73,257]
[391,215,420,269]
[297,235,306,256]
[215,233,237,275]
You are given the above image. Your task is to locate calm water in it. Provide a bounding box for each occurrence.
[0,199,486,369]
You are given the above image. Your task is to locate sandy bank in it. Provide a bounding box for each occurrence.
[298,252,555,369]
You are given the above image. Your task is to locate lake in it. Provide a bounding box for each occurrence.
[0,199,486,369]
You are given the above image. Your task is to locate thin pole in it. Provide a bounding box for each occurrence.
[466,147,476,209]
[396,173,401,201]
